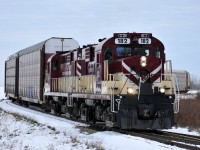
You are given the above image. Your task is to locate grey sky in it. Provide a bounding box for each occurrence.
[1,0,200,85]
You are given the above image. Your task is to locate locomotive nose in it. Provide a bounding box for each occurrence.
[139,104,154,119]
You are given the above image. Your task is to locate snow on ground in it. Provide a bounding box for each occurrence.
[164,127,200,136]
[0,87,5,99]
[187,90,199,94]
[0,87,199,150]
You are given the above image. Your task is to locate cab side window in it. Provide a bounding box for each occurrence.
[104,47,113,63]
[52,60,59,71]
[155,47,160,58]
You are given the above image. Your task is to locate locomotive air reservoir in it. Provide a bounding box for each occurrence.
[5,33,180,130]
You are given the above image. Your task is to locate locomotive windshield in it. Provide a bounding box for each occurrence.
[116,47,132,56]
[133,48,149,56]
[116,47,150,57]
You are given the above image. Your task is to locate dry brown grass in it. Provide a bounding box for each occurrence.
[175,98,200,129]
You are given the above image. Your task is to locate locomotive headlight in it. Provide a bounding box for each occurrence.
[160,88,165,93]
[141,62,147,67]
[141,56,147,61]
[140,56,147,67]
[127,87,134,95]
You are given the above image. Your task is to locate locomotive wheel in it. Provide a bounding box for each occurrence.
[44,103,51,112]
[10,97,16,103]
[11,98,16,103]
[50,102,61,116]
[55,103,61,116]
[18,99,23,106]
[23,101,29,107]
[91,107,96,124]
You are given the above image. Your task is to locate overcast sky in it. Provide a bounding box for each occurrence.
[1,0,200,86]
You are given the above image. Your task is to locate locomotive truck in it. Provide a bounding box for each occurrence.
[5,33,179,130]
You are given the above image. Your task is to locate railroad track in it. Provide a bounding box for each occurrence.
[80,121,200,149]
[89,123,200,149]
[108,129,200,150]
[2,99,200,150]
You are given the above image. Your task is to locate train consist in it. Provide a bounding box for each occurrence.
[172,70,190,93]
[5,33,179,130]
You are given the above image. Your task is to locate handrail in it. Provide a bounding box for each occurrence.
[173,74,180,113]
[109,73,123,113]
[109,74,115,113]
[161,73,180,113]
[51,75,95,94]
[138,77,142,100]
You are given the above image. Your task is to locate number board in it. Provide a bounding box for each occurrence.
[138,38,151,44]
[115,38,130,44]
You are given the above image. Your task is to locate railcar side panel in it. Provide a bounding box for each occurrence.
[5,58,18,98]
[173,70,190,93]
[18,50,42,103]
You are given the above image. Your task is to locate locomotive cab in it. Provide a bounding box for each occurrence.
[45,53,62,93]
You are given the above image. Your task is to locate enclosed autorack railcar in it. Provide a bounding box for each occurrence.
[5,37,79,105]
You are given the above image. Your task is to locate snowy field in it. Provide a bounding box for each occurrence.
[0,87,199,150]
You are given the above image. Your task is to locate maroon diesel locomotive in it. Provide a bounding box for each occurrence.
[5,33,179,130]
